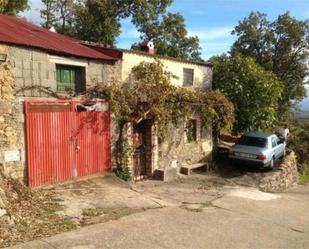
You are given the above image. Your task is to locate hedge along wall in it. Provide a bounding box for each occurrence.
[259,151,299,192]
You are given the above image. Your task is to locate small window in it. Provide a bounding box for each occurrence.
[271,137,277,148]
[183,68,194,86]
[186,119,197,142]
[56,64,85,93]
[238,136,267,148]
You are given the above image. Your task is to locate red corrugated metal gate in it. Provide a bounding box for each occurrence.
[25,100,111,187]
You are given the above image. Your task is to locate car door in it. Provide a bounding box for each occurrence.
[271,136,281,159]
[275,136,285,157]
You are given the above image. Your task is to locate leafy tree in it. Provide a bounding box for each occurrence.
[41,0,171,46]
[0,0,8,13]
[74,0,123,45]
[231,11,309,116]
[40,0,57,29]
[128,0,201,60]
[132,12,201,60]
[41,0,75,35]
[0,0,28,15]
[211,53,283,134]
[40,0,201,58]
[128,0,173,35]
[54,0,75,35]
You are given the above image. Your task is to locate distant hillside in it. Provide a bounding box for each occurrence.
[300,98,309,111]
[295,110,309,120]
[300,87,309,111]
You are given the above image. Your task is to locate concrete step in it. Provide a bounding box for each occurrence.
[153,168,178,181]
[180,163,206,176]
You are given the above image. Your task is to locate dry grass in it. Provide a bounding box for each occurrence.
[0,178,79,248]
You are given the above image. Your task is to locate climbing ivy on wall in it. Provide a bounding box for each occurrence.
[85,61,235,172]
[87,61,234,135]
[16,60,235,177]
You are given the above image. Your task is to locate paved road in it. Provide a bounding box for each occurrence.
[9,183,309,249]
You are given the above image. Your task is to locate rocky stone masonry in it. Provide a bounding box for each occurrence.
[0,45,23,180]
[0,44,21,217]
[158,120,213,171]
[259,151,298,192]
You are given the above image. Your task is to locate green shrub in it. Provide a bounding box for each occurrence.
[289,121,309,176]
[116,166,132,181]
[299,175,309,183]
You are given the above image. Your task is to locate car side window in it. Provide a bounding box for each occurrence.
[271,137,277,148]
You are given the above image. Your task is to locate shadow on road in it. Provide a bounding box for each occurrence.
[213,147,281,187]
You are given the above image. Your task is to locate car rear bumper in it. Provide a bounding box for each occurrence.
[228,157,269,167]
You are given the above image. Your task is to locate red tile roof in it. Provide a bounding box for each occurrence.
[84,44,123,59]
[0,15,118,61]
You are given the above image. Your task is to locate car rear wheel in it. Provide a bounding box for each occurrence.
[268,157,275,170]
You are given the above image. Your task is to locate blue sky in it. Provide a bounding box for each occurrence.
[23,0,309,109]
[120,0,309,59]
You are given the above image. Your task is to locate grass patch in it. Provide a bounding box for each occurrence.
[299,175,309,183]
[55,219,78,231]
[82,208,104,217]
[80,207,151,226]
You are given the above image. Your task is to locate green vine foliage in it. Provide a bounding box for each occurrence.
[85,60,235,170]
[116,165,132,181]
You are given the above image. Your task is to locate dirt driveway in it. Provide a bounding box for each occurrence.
[47,174,161,226]
[9,170,309,249]
[48,165,278,224]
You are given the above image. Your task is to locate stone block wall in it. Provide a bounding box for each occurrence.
[6,44,121,97]
[259,151,299,192]
[9,46,57,96]
[87,60,120,86]
[0,43,121,183]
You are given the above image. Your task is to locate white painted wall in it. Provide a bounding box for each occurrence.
[121,52,212,90]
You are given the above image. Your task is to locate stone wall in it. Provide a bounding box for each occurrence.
[1,43,121,183]
[2,42,213,183]
[120,52,213,179]
[157,119,213,171]
[259,151,299,192]
[0,44,23,180]
[7,44,121,97]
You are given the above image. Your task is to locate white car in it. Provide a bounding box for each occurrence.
[228,132,286,169]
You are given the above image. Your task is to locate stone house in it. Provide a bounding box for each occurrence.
[89,41,214,181]
[123,47,213,180]
[0,15,213,185]
[0,15,121,186]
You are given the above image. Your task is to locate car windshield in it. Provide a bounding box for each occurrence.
[237,136,267,148]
